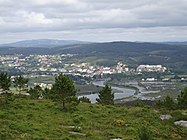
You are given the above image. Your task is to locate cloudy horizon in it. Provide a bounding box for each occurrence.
[0,0,187,43]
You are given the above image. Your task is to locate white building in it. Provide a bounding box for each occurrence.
[137,65,167,72]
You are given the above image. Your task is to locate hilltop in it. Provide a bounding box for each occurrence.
[0,39,90,48]
[1,98,187,139]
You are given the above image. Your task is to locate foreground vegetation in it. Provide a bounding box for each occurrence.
[1,98,187,140]
[1,71,187,139]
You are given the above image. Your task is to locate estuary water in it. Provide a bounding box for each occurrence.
[78,81,136,103]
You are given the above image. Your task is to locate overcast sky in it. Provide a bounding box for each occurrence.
[0,0,187,43]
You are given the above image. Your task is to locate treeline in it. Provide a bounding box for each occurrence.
[0,72,114,110]
[1,71,187,110]
[156,88,187,110]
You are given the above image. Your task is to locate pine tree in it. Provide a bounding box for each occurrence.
[51,73,79,109]
[13,75,28,94]
[96,85,114,105]
[0,71,11,91]
[29,85,43,99]
[177,87,187,109]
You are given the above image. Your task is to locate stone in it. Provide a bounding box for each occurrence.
[182,111,187,116]
[38,95,43,100]
[0,88,3,94]
[174,120,187,128]
[160,115,172,120]
[69,131,86,136]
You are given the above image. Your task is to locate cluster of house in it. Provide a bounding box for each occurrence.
[65,62,130,76]
[1,54,169,76]
[136,65,167,72]
[33,83,52,89]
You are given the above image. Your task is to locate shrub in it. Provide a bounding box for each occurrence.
[135,99,145,107]
[72,126,82,132]
[137,126,153,140]
[0,92,14,105]
[156,95,176,110]
[113,119,125,126]
[79,96,91,103]
[177,87,187,109]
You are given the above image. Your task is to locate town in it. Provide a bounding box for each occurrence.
[0,54,167,77]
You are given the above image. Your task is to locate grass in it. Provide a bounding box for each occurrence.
[1,98,187,140]
[75,84,102,95]
[28,75,55,85]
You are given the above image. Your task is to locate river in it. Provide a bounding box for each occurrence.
[78,81,136,103]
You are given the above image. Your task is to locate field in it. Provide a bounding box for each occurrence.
[1,98,187,140]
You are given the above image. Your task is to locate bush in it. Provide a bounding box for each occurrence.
[113,119,125,126]
[156,95,176,110]
[177,87,187,109]
[0,92,14,105]
[137,126,153,140]
[79,96,91,103]
[72,126,82,132]
[135,99,145,107]
[29,85,43,99]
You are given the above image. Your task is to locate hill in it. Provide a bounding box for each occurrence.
[0,41,187,73]
[50,41,187,73]
[1,98,187,139]
[160,41,187,46]
[0,39,89,48]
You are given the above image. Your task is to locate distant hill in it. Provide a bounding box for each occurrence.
[159,41,187,46]
[0,41,186,73]
[0,39,90,48]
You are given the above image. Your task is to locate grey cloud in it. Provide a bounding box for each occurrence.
[0,0,186,42]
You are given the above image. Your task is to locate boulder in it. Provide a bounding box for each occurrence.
[174,120,187,128]
[160,115,172,120]
[0,88,3,94]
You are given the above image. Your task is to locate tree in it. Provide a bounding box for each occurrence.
[96,85,114,105]
[177,87,187,109]
[13,75,28,94]
[163,95,176,110]
[0,71,11,91]
[156,95,176,110]
[51,73,79,109]
[29,85,43,99]
[79,96,91,103]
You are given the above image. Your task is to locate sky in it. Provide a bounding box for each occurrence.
[0,0,187,43]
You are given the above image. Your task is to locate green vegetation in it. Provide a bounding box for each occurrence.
[28,75,55,85]
[96,85,114,105]
[13,75,29,94]
[1,72,187,139]
[79,96,91,103]
[29,85,45,99]
[177,87,187,109]
[0,71,11,91]
[138,126,153,140]
[156,96,177,110]
[1,98,187,139]
[75,84,101,95]
[50,73,79,110]
[156,87,187,110]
